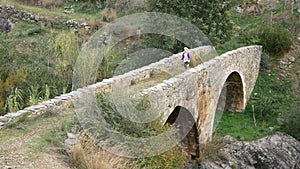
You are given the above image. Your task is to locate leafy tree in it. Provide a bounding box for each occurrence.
[147,0,236,45]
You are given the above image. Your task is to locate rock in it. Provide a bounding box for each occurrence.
[64,138,76,146]
[0,17,13,32]
[0,116,9,122]
[277,118,285,125]
[268,126,274,132]
[0,122,4,126]
[200,132,300,169]
[279,60,288,69]
[287,56,295,63]
[67,133,76,139]
[222,135,237,144]
[4,112,22,118]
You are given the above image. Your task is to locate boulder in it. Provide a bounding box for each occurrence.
[199,133,300,169]
[0,16,13,32]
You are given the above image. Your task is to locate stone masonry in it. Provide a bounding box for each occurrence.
[0,45,262,157]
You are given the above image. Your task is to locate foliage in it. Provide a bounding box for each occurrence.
[97,47,125,81]
[147,0,236,45]
[96,93,167,137]
[51,30,80,80]
[284,95,300,140]
[27,84,50,105]
[101,0,146,16]
[5,88,24,113]
[198,135,224,162]
[0,21,81,114]
[27,27,42,36]
[0,69,27,114]
[134,146,187,169]
[141,34,186,56]
[258,25,293,54]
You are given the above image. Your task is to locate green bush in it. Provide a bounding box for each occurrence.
[259,26,293,54]
[284,96,300,140]
[27,27,42,36]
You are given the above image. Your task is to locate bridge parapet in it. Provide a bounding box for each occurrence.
[0,46,215,126]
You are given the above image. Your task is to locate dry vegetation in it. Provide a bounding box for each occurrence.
[72,134,131,169]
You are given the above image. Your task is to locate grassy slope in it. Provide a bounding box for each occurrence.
[215,4,299,141]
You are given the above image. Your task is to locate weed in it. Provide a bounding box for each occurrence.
[27,27,42,36]
[71,132,130,169]
[5,87,24,112]
[101,8,117,22]
[198,135,224,162]
[134,146,187,169]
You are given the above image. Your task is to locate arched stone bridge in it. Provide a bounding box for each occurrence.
[0,45,262,157]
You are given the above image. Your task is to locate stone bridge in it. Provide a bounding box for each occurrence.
[0,45,262,158]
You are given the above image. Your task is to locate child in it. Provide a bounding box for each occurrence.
[181,47,190,69]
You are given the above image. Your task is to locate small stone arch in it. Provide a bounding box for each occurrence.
[165,106,200,159]
[223,71,245,112]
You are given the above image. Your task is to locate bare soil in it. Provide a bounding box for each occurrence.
[0,111,76,169]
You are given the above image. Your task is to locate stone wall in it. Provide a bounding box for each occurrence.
[0,5,42,24]
[0,5,92,32]
[0,46,215,129]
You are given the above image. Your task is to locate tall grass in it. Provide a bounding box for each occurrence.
[71,93,188,168]
[5,88,24,113]
[72,133,130,169]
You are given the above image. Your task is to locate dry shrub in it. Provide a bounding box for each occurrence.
[198,136,225,162]
[72,134,130,169]
[86,19,104,31]
[101,8,118,22]
[109,9,117,21]
[41,0,66,8]
[78,28,91,43]
[101,8,109,22]
[16,0,39,6]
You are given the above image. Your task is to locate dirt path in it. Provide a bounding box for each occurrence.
[0,111,76,169]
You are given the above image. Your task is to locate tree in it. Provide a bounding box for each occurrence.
[147,0,236,45]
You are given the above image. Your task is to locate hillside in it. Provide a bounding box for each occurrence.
[0,0,299,168]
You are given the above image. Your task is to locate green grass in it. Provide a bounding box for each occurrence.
[31,115,78,151]
[215,70,290,141]
[215,111,272,141]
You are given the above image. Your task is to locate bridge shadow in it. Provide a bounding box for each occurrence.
[165,106,199,159]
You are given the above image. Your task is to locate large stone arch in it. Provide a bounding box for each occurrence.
[165,106,200,158]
